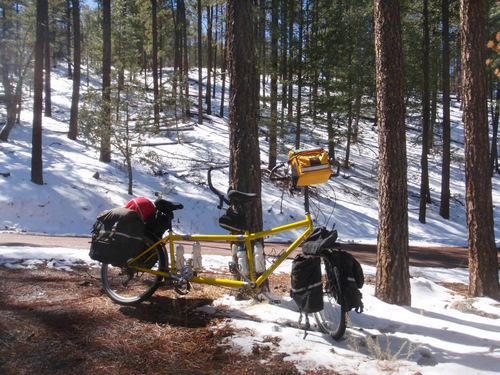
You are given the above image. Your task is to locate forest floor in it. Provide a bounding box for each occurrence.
[0,262,335,375]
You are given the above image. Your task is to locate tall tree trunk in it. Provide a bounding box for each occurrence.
[327,108,335,161]
[227,0,263,235]
[43,5,51,118]
[32,0,47,185]
[460,0,499,299]
[68,0,81,141]
[100,0,112,163]
[287,11,293,125]
[0,58,27,142]
[197,0,203,124]
[151,0,160,130]
[419,0,431,223]
[440,0,451,219]
[212,5,218,99]
[490,86,499,174]
[295,0,304,150]
[374,0,410,305]
[219,34,227,118]
[206,6,212,115]
[182,2,189,117]
[268,0,278,170]
[66,0,72,79]
[280,3,288,126]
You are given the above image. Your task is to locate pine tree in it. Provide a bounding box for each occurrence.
[227,0,263,235]
[374,0,411,305]
[32,0,48,185]
[460,0,499,299]
[68,0,81,141]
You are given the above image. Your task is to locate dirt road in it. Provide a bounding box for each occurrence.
[2,232,498,269]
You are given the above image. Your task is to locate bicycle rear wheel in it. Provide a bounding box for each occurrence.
[101,233,166,306]
[314,255,347,340]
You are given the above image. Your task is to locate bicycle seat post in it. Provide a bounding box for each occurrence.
[304,186,310,214]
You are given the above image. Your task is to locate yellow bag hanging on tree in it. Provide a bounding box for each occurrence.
[288,148,332,187]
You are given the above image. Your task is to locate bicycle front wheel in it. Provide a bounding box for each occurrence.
[101,234,166,306]
[314,255,347,340]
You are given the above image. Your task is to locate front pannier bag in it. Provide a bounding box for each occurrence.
[291,254,324,314]
[89,208,145,266]
[325,250,364,313]
[288,148,332,187]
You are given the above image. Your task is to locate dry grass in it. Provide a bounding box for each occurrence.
[0,264,316,375]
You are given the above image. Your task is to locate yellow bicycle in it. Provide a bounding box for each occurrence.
[100,162,348,340]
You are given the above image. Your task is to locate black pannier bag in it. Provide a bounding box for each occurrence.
[89,208,145,266]
[291,254,324,314]
[325,250,364,313]
[302,226,338,255]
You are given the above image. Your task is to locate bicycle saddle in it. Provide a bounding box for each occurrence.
[154,198,184,212]
[227,190,258,203]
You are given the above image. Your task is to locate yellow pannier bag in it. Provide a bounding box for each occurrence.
[288,148,332,187]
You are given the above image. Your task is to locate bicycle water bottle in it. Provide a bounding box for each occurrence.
[237,247,249,275]
[192,241,202,270]
[175,244,185,269]
[254,241,265,273]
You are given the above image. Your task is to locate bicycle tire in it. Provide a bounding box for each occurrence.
[101,233,166,306]
[314,255,347,340]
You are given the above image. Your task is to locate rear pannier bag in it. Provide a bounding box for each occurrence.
[288,148,332,187]
[291,254,324,314]
[325,250,364,313]
[89,208,145,266]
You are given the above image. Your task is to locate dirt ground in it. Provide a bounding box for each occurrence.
[0,262,335,375]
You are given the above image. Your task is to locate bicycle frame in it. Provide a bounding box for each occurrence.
[127,212,314,290]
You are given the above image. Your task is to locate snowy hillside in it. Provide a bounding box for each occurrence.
[1,66,500,375]
[0,66,498,247]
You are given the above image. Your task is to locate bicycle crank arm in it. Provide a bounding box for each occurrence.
[228,261,257,289]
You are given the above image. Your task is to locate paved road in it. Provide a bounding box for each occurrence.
[2,232,499,269]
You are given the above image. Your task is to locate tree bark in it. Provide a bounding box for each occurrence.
[66,0,73,79]
[460,0,499,299]
[419,0,431,223]
[44,11,52,118]
[206,6,212,115]
[490,86,499,174]
[151,0,160,130]
[227,0,263,235]
[197,0,203,125]
[295,0,304,150]
[373,0,410,305]
[440,0,451,219]
[268,0,278,170]
[32,0,47,185]
[100,0,112,163]
[68,0,81,141]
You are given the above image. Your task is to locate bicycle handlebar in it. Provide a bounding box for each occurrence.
[330,159,341,178]
[208,166,230,209]
[209,158,340,209]
[269,163,289,182]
